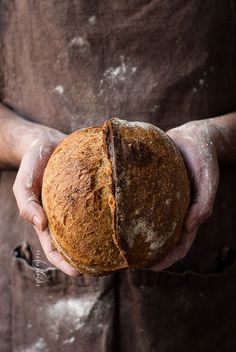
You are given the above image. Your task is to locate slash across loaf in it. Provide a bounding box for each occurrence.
[42,118,190,276]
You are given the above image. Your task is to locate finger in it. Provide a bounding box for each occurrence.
[168,136,219,232]
[13,147,48,230]
[184,157,219,232]
[34,226,81,277]
[151,227,198,272]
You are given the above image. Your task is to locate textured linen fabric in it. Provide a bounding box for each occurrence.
[0,1,236,351]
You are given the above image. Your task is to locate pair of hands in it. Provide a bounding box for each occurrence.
[13,119,219,276]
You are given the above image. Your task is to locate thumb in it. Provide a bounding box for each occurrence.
[13,145,49,230]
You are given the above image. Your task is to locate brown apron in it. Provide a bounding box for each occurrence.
[1,1,236,351]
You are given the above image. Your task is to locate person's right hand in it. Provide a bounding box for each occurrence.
[13,126,81,277]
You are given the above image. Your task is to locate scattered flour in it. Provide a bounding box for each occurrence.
[48,295,98,332]
[127,218,158,249]
[103,56,137,84]
[88,16,96,25]
[127,217,178,253]
[69,36,90,49]
[113,118,156,131]
[199,78,204,86]
[62,336,75,345]
[54,85,64,94]
[104,63,127,82]
[38,145,53,161]
[16,338,49,352]
[192,66,216,93]
[26,173,33,189]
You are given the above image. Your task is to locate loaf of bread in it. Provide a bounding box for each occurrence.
[42,118,190,276]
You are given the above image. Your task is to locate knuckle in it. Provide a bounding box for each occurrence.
[199,207,213,224]
[19,206,30,221]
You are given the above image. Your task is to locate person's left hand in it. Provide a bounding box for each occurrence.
[150,119,220,271]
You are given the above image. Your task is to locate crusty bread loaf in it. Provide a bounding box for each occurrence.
[42,118,190,276]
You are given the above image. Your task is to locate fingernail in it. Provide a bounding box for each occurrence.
[33,216,41,230]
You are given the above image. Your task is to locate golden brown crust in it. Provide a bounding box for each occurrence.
[42,126,128,276]
[42,119,190,276]
[106,118,190,268]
